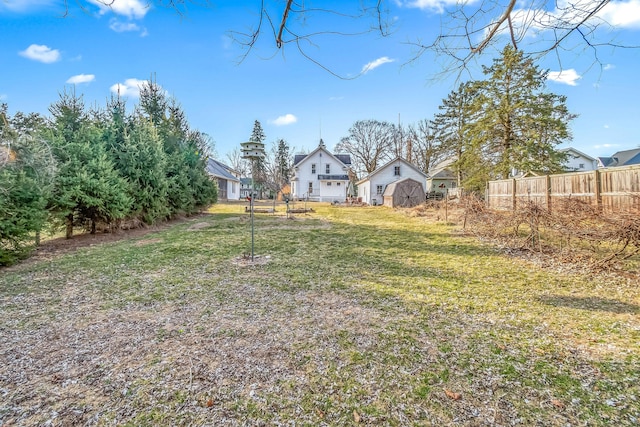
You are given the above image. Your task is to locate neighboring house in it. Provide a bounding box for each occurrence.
[597,148,640,168]
[356,157,428,206]
[206,158,241,201]
[561,147,598,171]
[426,159,457,194]
[240,178,252,199]
[290,140,352,202]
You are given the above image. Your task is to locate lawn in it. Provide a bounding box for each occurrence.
[1,202,638,426]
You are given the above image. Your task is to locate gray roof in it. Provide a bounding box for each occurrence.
[206,158,240,181]
[598,148,640,167]
[293,154,307,165]
[335,154,351,165]
[293,151,351,166]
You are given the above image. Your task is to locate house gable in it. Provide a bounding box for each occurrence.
[356,157,427,205]
[290,144,352,202]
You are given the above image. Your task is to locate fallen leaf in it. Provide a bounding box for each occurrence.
[444,389,462,400]
[353,410,361,423]
[206,398,214,407]
[551,399,565,409]
[316,408,325,419]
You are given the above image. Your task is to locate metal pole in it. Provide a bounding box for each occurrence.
[251,171,255,261]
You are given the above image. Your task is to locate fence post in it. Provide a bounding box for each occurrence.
[546,174,552,212]
[594,169,602,212]
[512,178,517,211]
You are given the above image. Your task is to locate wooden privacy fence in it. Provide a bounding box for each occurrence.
[486,165,640,212]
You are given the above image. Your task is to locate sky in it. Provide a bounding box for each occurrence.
[1,0,640,162]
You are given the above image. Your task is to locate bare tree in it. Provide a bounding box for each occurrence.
[229,0,638,77]
[408,119,443,175]
[335,119,396,177]
[405,0,637,77]
[78,1,637,77]
[225,146,249,176]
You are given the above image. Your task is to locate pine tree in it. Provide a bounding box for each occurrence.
[105,106,171,224]
[0,105,53,264]
[48,91,131,237]
[432,82,481,187]
[474,45,574,179]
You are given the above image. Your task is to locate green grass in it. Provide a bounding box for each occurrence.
[0,202,638,426]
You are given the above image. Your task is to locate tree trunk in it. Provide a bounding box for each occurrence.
[66,214,73,239]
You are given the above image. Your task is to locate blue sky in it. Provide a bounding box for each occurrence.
[2,0,639,162]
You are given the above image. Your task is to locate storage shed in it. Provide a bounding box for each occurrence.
[382,178,425,208]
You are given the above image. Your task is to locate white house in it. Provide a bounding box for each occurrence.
[561,147,598,171]
[356,157,428,206]
[426,158,458,194]
[206,158,241,201]
[290,140,352,202]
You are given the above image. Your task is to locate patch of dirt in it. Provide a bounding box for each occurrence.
[4,214,210,270]
[231,254,272,266]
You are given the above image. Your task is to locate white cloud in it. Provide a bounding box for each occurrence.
[88,0,149,19]
[109,19,140,32]
[397,0,473,13]
[0,94,7,101]
[19,44,61,63]
[110,78,149,98]
[271,114,298,126]
[329,96,344,101]
[547,69,581,86]
[484,0,640,47]
[361,56,395,74]
[599,0,640,28]
[604,124,610,129]
[603,64,615,71]
[66,74,96,84]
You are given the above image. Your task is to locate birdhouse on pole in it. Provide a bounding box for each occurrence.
[241,141,266,160]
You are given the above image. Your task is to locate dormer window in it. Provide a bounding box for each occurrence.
[394,166,401,176]
[311,164,316,174]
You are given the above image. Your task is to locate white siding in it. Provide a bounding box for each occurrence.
[291,149,350,201]
[564,152,597,171]
[358,159,427,205]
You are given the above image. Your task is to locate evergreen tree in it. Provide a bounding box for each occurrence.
[248,120,267,194]
[105,106,171,224]
[249,120,266,144]
[0,104,54,264]
[474,45,574,179]
[137,79,216,215]
[432,82,480,187]
[276,138,291,184]
[48,91,130,237]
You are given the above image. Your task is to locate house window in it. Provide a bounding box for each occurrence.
[579,163,585,169]
[337,182,341,186]
[394,166,401,176]
[327,182,332,186]
[308,182,313,194]
[326,164,330,174]
[376,185,383,195]
[311,164,316,174]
